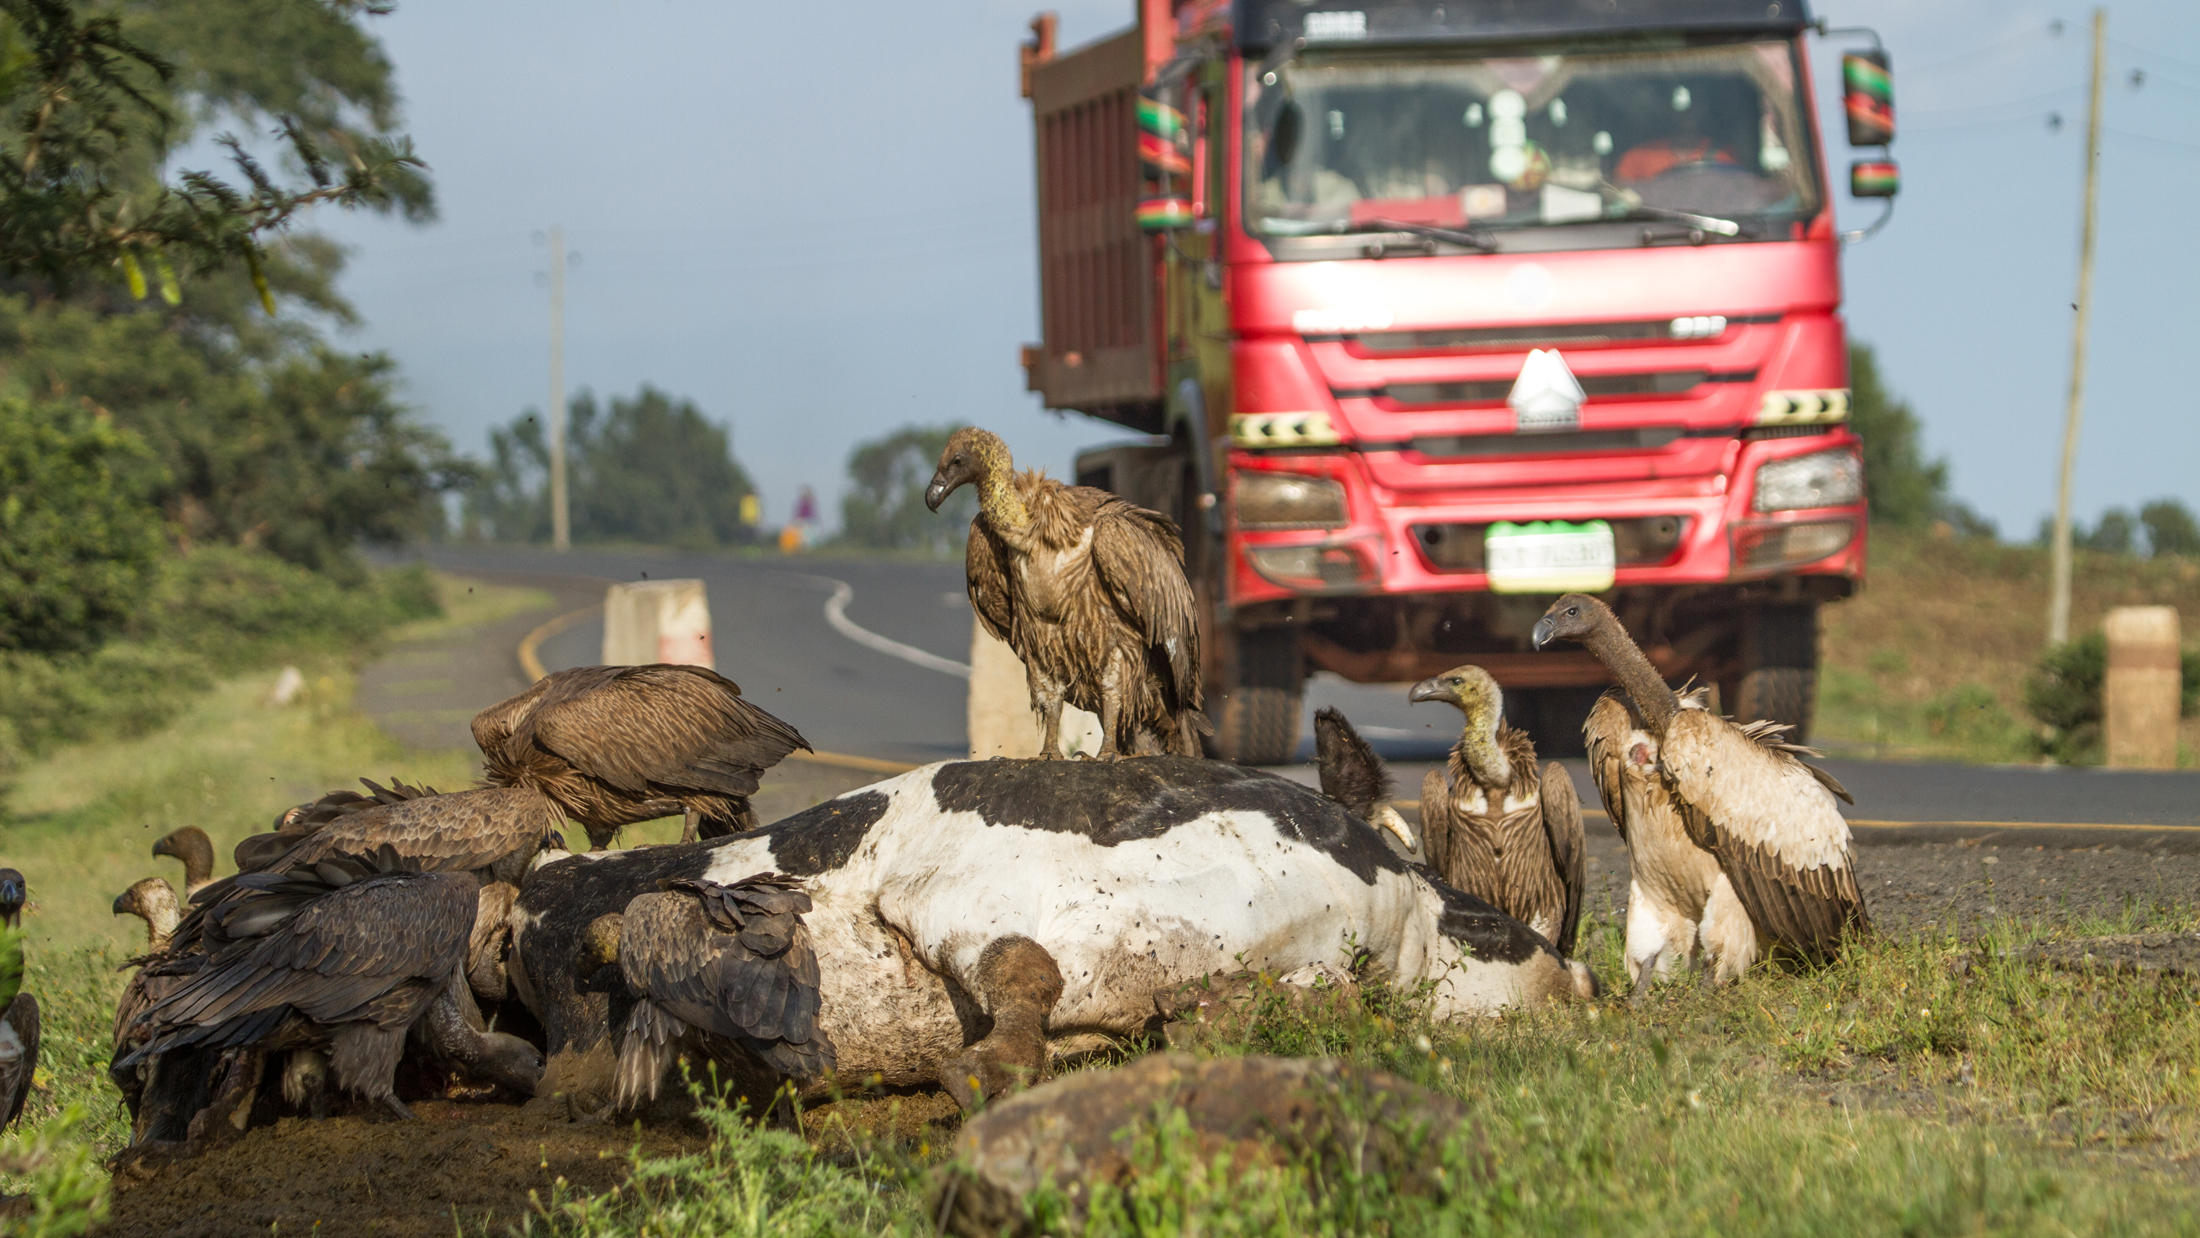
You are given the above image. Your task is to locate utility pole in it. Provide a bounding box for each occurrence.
[546,224,571,552]
[2047,7,2105,645]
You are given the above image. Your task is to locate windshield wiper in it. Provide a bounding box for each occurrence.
[1342,218,1499,254]
[1605,205,1752,237]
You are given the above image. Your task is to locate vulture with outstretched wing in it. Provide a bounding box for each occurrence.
[1310,706,1418,852]
[927,426,1208,758]
[121,847,541,1120]
[236,777,441,873]
[578,872,833,1109]
[0,870,39,1133]
[1408,665,1588,957]
[474,665,810,848]
[1536,593,1868,980]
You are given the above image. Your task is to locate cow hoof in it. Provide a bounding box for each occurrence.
[939,1052,1034,1113]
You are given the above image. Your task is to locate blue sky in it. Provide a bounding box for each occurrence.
[310,1,2198,536]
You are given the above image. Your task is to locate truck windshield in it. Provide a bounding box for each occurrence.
[1245,39,1820,242]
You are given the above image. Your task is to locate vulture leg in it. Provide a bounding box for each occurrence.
[1029,669,1067,759]
[939,935,1063,1113]
[1629,947,1662,1006]
[186,1049,265,1145]
[680,806,700,844]
[1096,666,1125,760]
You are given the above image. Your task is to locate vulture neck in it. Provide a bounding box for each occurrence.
[977,464,1033,545]
[1455,696,1513,789]
[1582,614,1680,734]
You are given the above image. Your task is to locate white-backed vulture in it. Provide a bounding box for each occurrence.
[925,426,1207,758]
[120,847,543,1121]
[1408,666,1588,957]
[237,777,439,873]
[0,870,38,1133]
[473,665,811,847]
[578,872,833,1109]
[152,827,217,898]
[1311,706,1417,852]
[111,878,185,1122]
[1534,593,1868,981]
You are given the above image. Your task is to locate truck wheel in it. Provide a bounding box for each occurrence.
[1212,625,1302,765]
[1733,603,1818,738]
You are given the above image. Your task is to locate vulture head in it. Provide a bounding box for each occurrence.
[1409,664,1512,787]
[0,869,22,930]
[113,878,183,949]
[577,913,626,977]
[1530,593,1609,650]
[478,1030,547,1096]
[925,426,1009,512]
[152,826,217,893]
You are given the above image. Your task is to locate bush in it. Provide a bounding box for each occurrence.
[132,545,439,668]
[2023,631,2200,763]
[1848,343,1948,530]
[0,399,165,655]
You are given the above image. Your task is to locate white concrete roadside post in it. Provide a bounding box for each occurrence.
[2103,605,2179,769]
[966,621,1102,758]
[602,579,715,669]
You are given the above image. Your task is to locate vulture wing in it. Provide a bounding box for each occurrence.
[1420,764,1499,904]
[1538,761,1587,958]
[617,874,833,1079]
[130,865,476,1063]
[524,666,811,803]
[965,522,1015,644]
[1313,706,1392,820]
[248,787,563,880]
[0,994,38,1131]
[1088,500,1201,705]
[1660,710,1870,964]
[1583,692,1637,845]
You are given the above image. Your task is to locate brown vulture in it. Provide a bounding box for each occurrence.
[0,870,38,1133]
[1408,665,1588,957]
[111,878,185,1122]
[1534,593,1868,981]
[152,827,217,897]
[120,847,542,1121]
[1310,706,1417,851]
[925,426,1208,758]
[576,872,833,1109]
[473,665,811,848]
[236,777,439,873]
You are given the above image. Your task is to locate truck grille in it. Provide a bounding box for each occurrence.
[1409,428,1685,457]
[1345,314,1779,353]
[1415,516,1691,572]
[1349,370,1754,406]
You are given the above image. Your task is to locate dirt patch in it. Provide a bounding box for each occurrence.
[99,1100,705,1238]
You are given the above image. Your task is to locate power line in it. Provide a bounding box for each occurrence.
[2107,37,2200,76]
[1902,22,2069,77]
[2106,127,2200,158]
[1904,83,2084,119]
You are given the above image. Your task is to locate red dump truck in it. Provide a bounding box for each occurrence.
[1022,0,1898,761]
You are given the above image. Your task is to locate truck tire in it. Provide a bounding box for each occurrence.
[1732,602,1819,739]
[1212,625,1302,765]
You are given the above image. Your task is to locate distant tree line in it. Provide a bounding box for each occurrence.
[2041,500,2200,559]
[833,423,973,557]
[465,387,760,549]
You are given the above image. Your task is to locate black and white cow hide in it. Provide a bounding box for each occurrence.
[510,757,1593,1107]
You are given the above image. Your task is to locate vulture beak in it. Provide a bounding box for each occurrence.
[923,471,954,513]
[112,890,134,917]
[1407,676,1454,705]
[150,836,174,860]
[1530,615,1558,649]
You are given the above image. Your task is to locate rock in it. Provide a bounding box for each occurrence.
[933,1053,1470,1237]
[265,666,305,708]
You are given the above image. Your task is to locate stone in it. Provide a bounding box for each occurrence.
[933,1053,1470,1237]
[602,579,713,669]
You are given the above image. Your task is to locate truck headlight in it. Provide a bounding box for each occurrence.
[1752,449,1862,512]
[1246,542,1376,591]
[1234,471,1347,530]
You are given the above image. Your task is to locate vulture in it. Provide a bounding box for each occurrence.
[110,878,185,1119]
[473,665,811,848]
[153,827,217,897]
[1533,593,1868,983]
[238,777,439,873]
[1310,706,1417,852]
[0,870,38,1133]
[119,846,543,1121]
[578,872,833,1109]
[1408,666,1588,957]
[925,426,1208,759]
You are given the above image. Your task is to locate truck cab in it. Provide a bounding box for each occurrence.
[1025,0,1896,761]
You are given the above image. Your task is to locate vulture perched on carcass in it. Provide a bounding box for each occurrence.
[0,870,38,1133]
[1533,593,1868,987]
[578,872,833,1109]
[473,665,811,847]
[925,426,1208,758]
[1311,706,1417,852]
[1408,665,1587,957]
[236,777,439,873]
[153,827,218,897]
[111,877,185,1122]
[119,846,543,1123]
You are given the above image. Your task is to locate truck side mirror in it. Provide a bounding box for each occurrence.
[1849,159,1899,198]
[1841,51,1894,146]
[1137,86,1194,232]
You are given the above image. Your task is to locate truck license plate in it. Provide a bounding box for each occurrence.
[1484,520,1617,593]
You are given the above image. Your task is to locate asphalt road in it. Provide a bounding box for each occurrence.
[413,546,2200,844]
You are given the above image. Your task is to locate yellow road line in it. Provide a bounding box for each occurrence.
[518,602,922,779]
[1395,799,2195,833]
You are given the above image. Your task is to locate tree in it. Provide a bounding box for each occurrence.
[836,423,971,556]
[1847,342,1949,529]
[0,0,426,293]
[2079,507,2137,555]
[467,387,758,548]
[0,396,162,652]
[2139,498,2200,557]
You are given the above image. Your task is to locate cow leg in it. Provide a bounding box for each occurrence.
[939,936,1063,1113]
[186,1049,265,1146]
